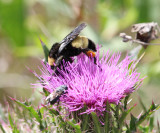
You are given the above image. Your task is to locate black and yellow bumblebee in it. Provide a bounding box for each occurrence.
[48,23,97,72]
[46,85,68,105]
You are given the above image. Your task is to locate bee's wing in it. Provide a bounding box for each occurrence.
[58,23,87,54]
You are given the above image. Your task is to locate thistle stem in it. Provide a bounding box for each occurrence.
[82,113,89,131]
[105,101,110,133]
[91,112,102,133]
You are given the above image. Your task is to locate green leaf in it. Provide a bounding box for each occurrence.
[119,104,136,129]
[43,88,50,97]
[136,102,160,126]
[115,104,120,128]
[42,105,67,130]
[138,125,149,133]
[39,120,47,131]
[38,108,42,119]
[149,117,154,132]
[0,123,6,133]
[10,98,51,131]
[42,105,59,116]
[130,114,137,132]
[8,112,20,133]
[124,95,130,110]
[39,38,49,62]
[91,112,102,133]
[38,107,48,131]
[10,97,41,123]
[8,112,14,129]
[66,119,81,133]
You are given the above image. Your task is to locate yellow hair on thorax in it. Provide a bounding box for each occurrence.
[71,36,88,49]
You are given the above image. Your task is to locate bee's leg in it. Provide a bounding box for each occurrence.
[82,49,96,62]
[84,49,96,58]
[93,57,97,64]
[57,99,60,107]
[82,49,102,70]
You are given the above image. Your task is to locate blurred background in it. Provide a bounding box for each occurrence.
[0,0,160,123]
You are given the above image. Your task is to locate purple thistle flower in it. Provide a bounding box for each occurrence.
[34,48,143,115]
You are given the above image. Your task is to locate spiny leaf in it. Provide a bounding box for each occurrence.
[39,38,49,62]
[39,120,47,131]
[43,88,50,97]
[10,97,50,131]
[115,104,120,130]
[119,104,136,129]
[149,117,154,131]
[130,114,137,132]
[8,112,20,133]
[66,119,81,133]
[124,95,130,110]
[8,112,14,129]
[0,123,6,133]
[138,125,149,133]
[42,104,67,129]
[136,102,160,126]
[41,104,59,116]
[9,97,41,122]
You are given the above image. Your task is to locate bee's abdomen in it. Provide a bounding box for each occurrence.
[88,39,96,51]
[49,96,60,105]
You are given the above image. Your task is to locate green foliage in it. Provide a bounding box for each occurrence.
[136,101,160,126]
[81,111,89,131]
[8,112,20,133]
[130,114,137,132]
[39,38,49,63]
[0,123,6,133]
[119,103,136,128]
[0,0,26,47]
[0,95,159,132]
[65,119,81,133]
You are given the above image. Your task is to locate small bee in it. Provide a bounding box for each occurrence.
[48,23,97,72]
[46,85,68,105]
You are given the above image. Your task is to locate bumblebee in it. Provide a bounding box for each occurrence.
[48,23,97,72]
[46,85,68,105]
